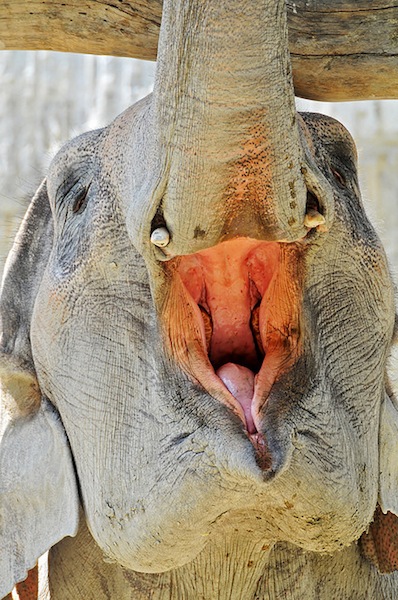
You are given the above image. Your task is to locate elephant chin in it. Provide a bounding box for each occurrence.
[160,237,304,469]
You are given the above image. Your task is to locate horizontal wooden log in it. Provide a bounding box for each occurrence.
[0,0,162,61]
[1,0,398,100]
[288,0,398,100]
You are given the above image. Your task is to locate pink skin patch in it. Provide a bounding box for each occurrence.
[360,506,398,573]
[162,237,302,459]
[11,565,38,599]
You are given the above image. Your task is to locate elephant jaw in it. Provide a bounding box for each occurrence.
[162,237,303,461]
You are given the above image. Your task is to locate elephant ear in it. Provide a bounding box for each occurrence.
[360,393,398,573]
[0,181,79,597]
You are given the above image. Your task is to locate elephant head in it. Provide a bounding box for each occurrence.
[1,0,398,597]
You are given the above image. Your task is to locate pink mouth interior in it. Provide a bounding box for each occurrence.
[216,363,257,433]
[176,239,280,433]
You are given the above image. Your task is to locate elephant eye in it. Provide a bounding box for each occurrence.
[72,184,91,214]
[56,177,92,216]
[331,167,346,188]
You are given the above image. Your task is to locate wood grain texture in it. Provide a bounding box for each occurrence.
[1,0,398,100]
[0,0,162,61]
[288,1,398,100]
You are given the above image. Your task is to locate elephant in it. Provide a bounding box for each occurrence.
[2,0,398,598]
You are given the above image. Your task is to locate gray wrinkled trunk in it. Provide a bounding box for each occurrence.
[152,0,308,254]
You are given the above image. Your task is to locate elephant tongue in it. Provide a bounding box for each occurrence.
[216,363,256,433]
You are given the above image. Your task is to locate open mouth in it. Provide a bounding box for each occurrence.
[162,237,302,447]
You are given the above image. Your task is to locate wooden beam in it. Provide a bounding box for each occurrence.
[288,0,398,100]
[1,0,398,100]
[0,1,162,61]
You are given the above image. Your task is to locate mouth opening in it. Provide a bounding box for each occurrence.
[162,238,302,439]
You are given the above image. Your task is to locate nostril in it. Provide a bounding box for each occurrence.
[304,191,326,230]
[150,207,171,248]
[305,191,322,214]
[150,205,166,231]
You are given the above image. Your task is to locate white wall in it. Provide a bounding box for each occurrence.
[0,51,155,274]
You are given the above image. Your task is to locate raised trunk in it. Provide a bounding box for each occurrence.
[151,0,309,256]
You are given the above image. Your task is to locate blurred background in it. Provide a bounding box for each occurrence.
[0,51,156,277]
[1,51,398,283]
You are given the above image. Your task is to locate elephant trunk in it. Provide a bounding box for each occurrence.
[151,0,310,256]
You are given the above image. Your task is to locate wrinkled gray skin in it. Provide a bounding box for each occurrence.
[1,0,398,598]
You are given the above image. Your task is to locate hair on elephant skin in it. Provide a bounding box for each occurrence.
[2,0,398,598]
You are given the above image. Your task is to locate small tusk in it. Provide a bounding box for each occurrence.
[304,209,326,229]
[151,227,170,247]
